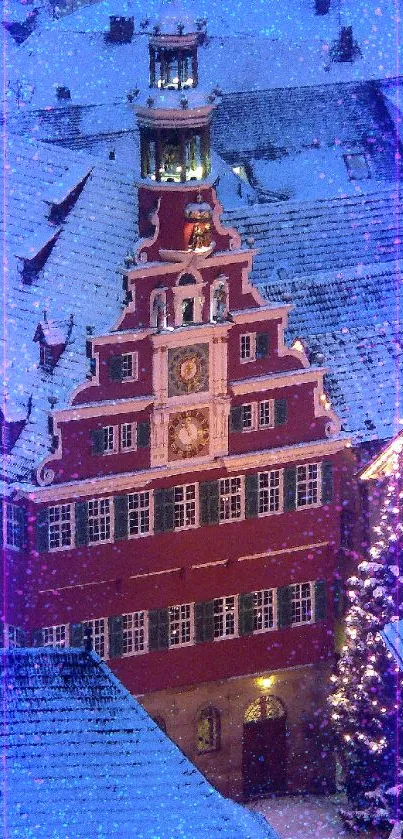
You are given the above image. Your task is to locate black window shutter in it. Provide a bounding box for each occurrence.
[91,428,105,455]
[245,473,259,518]
[32,629,44,646]
[277,586,292,628]
[114,495,128,540]
[75,502,88,547]
[137,421,151,448]
[238,592,254,635]
[148,608,169,650]
[314,580,327,622]
[70,622,84,647]
[16,506,27,549]
[229,406,243,432]
[109,354,123,381]
[256,332,269,358]
[274,399,287,426]
[332,577,344,619]
[321,461,333,504]
[0,622,4,647]
[199,481,219,526]
[36,508,49,552]
[195,601,215,643]
[16,628,26,647]
[154,489,174,533]
[284,466,296,511]
[108,615,123,658]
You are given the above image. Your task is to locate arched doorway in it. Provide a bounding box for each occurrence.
[242,695,287,798]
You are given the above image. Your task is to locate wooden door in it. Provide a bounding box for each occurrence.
[242,715,286,798]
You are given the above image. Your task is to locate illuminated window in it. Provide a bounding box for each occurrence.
[290,582,313,625]
[213,596,237,639]
[122,612,147,655]
[258,471,282,515]
[168,603,193,647]
[197,707,221,753]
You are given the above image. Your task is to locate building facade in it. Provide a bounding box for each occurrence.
[2,10,347,800]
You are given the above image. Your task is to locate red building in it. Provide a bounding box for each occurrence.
[3,9,347,799]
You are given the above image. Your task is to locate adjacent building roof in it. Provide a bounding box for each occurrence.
[380,619,403,670]
[1,647,279,839]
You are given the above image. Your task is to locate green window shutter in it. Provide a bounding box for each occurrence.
[16,507,27,549]
[199,481,219,526]
[36,508,49,552]
[137,421,150,448]
[195,601,215,643]
[284,466,296,511]
[75,502,88,547]
[277,586,292,628]
[274,398,287,426]
[314,580,327,622]
[148,608,169,650]
[245,473,259,519]
[239,592,254,636]
[32,629,44,647]
[108,615,123,658]
[321,461,333,504]
[109,354,123,381]
[256,332,269,359]
[154,488,174,533]
[70,622,84,647]
[229,406,243,432]
[114,495,128,540]
[90,428,105,455]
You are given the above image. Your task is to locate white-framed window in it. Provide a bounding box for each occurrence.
[122,611,147,655]
[120,422,137,452]
[40,344,54,371]
[42,624,68,648]
[128,492,151,537]
[241,403,257,432]
[168,603,193,647]
[174,484,197,530]
[290,582,313,626]
[213,596,237,639]
[5,503,21,549]
[48,504,73,550]
[7,625,24,648]
[219,477,243,522]
[103,425,118,454]
[240,332,256,362]
[88,498,112,544]
[296,463,320,508]
[83,617,108,659]
[259,399,274,429]
[121,352,138,381]
[258,470,282,516]
[253,589,276,632]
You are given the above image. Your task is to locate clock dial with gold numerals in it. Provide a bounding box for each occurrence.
[168,344,209,397]
[168,409,210,460]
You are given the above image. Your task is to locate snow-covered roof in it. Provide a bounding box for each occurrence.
[380,619,403,670]
[1,647,279,839]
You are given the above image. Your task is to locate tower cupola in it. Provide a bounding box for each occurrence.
[149,0,199,90]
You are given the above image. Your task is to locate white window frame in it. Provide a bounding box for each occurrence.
[122,611,148,656]
[258,470,283,517]
[48,503,74,551]
[87,497,113,545]
[103,425,118,455]
[168,603,194,648]
[241,402,257,432]
[213,595,238,640]
[290,582,314,626]
[83,617,108,659]
[258,399,275,429]
[121,352,138,381]
[296,463,321,509]
[42,624,69,648]
[253,589,277,633]
[120,422,137,452]
[240,332,256,363]
[219,476,244,523]
[128,491,152,538]
[6,625,24,649]
[173,484,198,530]
[5,503,21,549]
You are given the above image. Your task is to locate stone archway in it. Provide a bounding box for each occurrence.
[242,695,287,798]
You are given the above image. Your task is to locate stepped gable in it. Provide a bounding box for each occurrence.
[2,648,278,839]
[223,187,401,279]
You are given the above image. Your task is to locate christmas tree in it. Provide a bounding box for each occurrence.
[329,451,403,833]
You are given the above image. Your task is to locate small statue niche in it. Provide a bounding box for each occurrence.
[152,291,167,331]
[188,221,211,251]
[212,282,227,322]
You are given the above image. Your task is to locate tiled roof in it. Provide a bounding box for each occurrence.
[1,648,279,839]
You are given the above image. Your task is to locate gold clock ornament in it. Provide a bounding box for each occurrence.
[168,344,209,397]
[168,409,210,460]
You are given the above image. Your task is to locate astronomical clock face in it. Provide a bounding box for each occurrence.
[168,409,210,460]
[168,344,209,397]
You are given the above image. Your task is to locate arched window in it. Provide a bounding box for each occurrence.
[244,695,285,723]
[197,706,221,753]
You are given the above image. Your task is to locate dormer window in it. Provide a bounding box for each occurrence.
[40,345,55,372]
[34,315,73,372]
